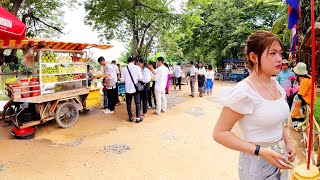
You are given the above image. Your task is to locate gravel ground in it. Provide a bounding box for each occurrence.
[161,131,176,140]
[66,138,84,146]
[0,164,4,172]
[185,107,204,117]
[166,91,188,108]
[98,144,131,154]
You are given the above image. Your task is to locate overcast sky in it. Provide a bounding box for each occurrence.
[59,1,185,61]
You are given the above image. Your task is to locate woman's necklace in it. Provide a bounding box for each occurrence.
[253,74,277,100]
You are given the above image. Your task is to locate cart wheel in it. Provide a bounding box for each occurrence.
[55,102,79,128]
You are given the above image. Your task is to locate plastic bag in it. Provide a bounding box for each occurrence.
[291,94,305,119]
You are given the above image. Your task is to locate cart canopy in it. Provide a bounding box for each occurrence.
[0,38,113,50]
[0,7,27,47]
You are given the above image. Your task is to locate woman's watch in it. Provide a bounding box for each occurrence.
[254,145,261,156]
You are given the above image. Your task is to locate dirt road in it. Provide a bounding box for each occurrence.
[0,81,302,179]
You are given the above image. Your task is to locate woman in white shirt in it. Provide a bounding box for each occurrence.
[197,62,206,97]
[205,65,215,95]
[213,30,296,179]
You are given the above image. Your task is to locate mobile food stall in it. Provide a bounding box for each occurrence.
[1,39,112,139]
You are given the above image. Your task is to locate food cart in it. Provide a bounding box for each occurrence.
[1,39,112,138]
[224,59,246,82]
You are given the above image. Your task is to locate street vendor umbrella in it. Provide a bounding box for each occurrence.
[0,7,26,46]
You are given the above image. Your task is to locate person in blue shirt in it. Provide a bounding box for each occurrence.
[276,59,295,95]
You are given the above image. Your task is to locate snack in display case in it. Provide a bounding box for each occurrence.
[58,74,73,82]
[42,75,58,83]
[42,65,59,74]
[41,52,57,63]
[58,65,73,73]
[74,74,86,80]
[58,55,72,63]
[73,64,86,73]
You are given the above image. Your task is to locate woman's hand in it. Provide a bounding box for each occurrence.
[259,148,293,169]
[286,142,296,162]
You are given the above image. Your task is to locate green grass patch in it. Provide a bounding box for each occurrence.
[315,97,320,125]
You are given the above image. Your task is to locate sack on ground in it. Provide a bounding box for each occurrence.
[291,94,305,119]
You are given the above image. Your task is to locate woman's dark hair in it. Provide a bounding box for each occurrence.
[148,61,156,69]
[157,57,165,63]
[244,30,284,71]
[164,63,169,69]
[128,57,135,63]
[139,59,147,67]
[208,65,213,70]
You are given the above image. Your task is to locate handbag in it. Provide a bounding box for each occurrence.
[127,66,144,91]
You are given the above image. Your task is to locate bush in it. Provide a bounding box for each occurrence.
[315,97,320,124]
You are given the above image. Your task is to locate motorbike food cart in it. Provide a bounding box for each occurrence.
[2,39,112,139]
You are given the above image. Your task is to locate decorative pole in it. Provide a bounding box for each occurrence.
[291,0,319,179]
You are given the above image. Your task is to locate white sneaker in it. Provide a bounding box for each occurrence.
[102,108,109,112]
[103,109,114,114]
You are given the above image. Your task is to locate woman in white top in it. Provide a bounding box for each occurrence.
[213,30,296,180]
[197,62,206,97]
[205,64,215,95]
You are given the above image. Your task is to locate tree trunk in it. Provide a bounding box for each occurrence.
[10,0,24,16]
[132,0,139,57]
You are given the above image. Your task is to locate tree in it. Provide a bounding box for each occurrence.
[84,0,179,59]
[177,0,286,67]
[0,0,79,65]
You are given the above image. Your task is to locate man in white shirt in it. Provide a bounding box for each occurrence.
[173,62,183,90]
[149,57,169,115]
[112,60,121,104]
[97,57,117,114]
[121,57,143,123]
[189,61,197,97]
[138,59,152,116]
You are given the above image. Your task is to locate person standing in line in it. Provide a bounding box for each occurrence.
[213,30,295,179]
[197,62,206,97]
[138,59,152,117]
[148,61,157,109]
[189,61,197,97]
[149,57,169,115]
[111,60,121,105]
[97,57,117,114]
[205,65,215,95]
[121,57,143,123]
[164,63,171,94]
[173,62,183,91]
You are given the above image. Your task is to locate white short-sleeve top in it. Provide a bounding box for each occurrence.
[218,79,290,144]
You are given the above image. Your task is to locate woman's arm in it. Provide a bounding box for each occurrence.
[213,107,290,169]
[282,125,296,162]
[213,107,256,154]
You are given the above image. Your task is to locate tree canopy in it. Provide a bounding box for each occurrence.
[0,0,79,65]
[84,0,179,59]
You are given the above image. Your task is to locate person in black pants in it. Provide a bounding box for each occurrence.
[148,61,157,108]
[138,59,152,116]
[97,56,117,114]
[122,57,144,123]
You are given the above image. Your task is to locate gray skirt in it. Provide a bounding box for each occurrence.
[239,139,288,180]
